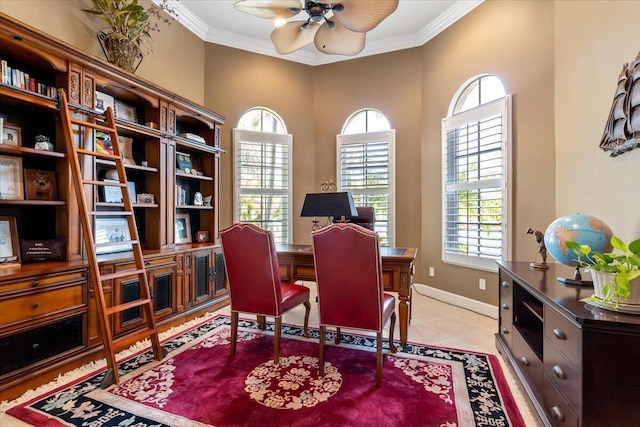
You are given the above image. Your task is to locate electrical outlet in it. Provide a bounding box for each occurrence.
[429,267,434,277]
[479,278,486,290]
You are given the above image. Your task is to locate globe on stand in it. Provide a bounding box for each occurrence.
[543,213,614,285]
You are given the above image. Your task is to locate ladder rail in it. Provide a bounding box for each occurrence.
[58,90,165,387]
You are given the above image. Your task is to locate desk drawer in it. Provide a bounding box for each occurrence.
[0,270,86,294]
[512,329,543,399]
[0,284,85,327]
[544,306,582,369]
[543,373,579,427]
[544,338,581,413]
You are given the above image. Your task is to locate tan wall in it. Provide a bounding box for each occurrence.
[0,0,205,104]
[555,1,640,242]
[420,0,556,304]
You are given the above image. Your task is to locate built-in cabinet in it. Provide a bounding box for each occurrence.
[0,14,228,400]
[496,261,640,427]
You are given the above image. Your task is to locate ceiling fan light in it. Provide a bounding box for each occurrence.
[332,4,344,13]
[301,21,310,30]
[326,20,336,29]
[310,15,323,23]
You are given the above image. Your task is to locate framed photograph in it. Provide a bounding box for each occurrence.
[0,155,24,200]
[24,169,57,200]
[0,216,20,265]
[196,230,209,243]
[2,122,21,146]
[118,136,135,165]
[176,152,193,174]
[95,217,132,255]
[101,180,136,204]
[175,213,192,244]
[114,100,137,123]
[95,91,115,114]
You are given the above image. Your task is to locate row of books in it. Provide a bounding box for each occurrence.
[1,59,58,98]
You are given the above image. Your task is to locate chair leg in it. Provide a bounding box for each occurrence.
[376,330,383,388]
[303,300,311,338]
[319,325,326,376]
[274,316,282,365]
[334,327,341,345]
[230,311,239,357]
[388,311,398,353]
[257,315,266,330]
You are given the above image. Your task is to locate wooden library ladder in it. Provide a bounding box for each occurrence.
[58,89,166,387]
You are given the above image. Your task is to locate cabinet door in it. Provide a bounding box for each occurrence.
[191,249,214,305]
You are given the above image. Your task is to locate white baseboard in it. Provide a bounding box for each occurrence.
[413,283,499,319]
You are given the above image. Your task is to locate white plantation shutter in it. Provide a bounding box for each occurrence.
[337,130,395,246]
[233,129,292,244]
[442,96,512,271]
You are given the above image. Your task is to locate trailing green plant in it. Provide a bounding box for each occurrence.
[83,0,177,54]
[566,236,640,306]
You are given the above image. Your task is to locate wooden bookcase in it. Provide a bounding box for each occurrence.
[0,13,228,400]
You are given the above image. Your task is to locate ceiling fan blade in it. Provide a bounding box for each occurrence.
[331,0,399,33]
[271,21,320,54]
[233,0,302,20]
[314,21,365,56]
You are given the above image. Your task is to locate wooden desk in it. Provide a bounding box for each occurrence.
[276,244,417,347]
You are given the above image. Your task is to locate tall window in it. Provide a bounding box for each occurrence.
[233,108,291,244]
[442,75,512,271]
[338,109,395,246]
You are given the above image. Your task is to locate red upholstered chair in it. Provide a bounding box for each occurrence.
[220,223,311,364]
[312,223,398,387]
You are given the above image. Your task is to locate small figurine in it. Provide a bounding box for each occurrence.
[526,227,549,270]
[34,135,54,151]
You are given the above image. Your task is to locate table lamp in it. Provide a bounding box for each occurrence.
[300,192,357,230]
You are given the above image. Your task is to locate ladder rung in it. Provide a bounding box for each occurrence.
[95,239,139,248]
[70,117,114,133]
[101,268,146,282]
[84,179,126,187]
[90,211,134,217]
[76,148,121,160]
[112,328,158,351]
[106,298,152,316]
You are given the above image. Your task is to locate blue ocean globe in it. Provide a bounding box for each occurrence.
[543,214,614,266]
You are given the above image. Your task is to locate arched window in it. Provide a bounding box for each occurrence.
[338,109,395,246]
[233,107,291,244]
[442,75,512,271]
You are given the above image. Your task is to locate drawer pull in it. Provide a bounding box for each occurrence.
[551,405,565,422]
[145,261,151,266]
[553,365,567,379]
[501,327,509,334]
[32,302,39,309]
[520,356,529,366]
[501,281,510,288]
[502,303,509,310]
[32,343,40,350]
[32,280,39,287]
[553,328,567,340]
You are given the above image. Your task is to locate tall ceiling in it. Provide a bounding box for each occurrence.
[170,0,483,66]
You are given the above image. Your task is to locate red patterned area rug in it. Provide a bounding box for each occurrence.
[3,315,526,427]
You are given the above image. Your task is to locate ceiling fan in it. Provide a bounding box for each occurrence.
[233,0,399,56]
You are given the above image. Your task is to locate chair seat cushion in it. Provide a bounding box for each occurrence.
[382,293,396,323]
[280,283,310,313]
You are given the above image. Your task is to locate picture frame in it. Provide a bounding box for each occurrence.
[176,152,193,174]
[95,91,115,114]
[114,100,137,123]
[0,155,24,200]
[95,217,132,255]
[101,179,136,204]
[118,135,135,165]
[175,213,192,244]
[24,169,57,200]
[0,216,20,265]
[1,121,21,146]
[195,230,209,243]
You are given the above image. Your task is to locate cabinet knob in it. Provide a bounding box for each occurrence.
[32,343,40,350]
[553,328,567,340]
[553,365,567,379]
[31,281,39,287]
[501,281,510,288]
[32,302,39,309]
[520,356,529,366]
[145,261,151,266]
[501,327,509,334]
[502,303,509,310]
[551,406,565,422]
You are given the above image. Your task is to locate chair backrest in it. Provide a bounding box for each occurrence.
[220,223,282,316]
[312,223,384,331]
[333,206,375,231]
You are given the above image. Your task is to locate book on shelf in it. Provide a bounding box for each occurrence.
[0,57,57,97]
[178,133,206,144]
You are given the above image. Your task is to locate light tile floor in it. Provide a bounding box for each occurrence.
[1,283,542,426]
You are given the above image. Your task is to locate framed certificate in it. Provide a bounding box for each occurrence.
[0,216,20,265]
[114,100,137,123]
[0,155,24,200]
[95,217,132,254]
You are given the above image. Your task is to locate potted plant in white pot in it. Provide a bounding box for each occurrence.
[567,236,640,308]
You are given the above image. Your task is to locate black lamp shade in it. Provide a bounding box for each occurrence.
[300,192,357,218]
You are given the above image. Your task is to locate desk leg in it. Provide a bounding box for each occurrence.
[398,294,409,347]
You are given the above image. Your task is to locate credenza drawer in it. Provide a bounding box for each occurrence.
[544,337,581,413]
[0,284,85,327]
[0,270,86,294]
[512,329,543,398]
[544,306,582,368]
[542,373,579,427]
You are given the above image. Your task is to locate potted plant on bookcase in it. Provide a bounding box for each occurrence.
[82,0,177,73]
[567,236,640,309]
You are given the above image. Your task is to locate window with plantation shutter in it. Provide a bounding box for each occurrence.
[442,76,511,271]
[338,125,395,247]
[233,108,291,244]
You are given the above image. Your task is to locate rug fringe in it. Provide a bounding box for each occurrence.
[0,311,220,412]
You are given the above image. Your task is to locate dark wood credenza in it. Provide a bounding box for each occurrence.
[496,261,640,427]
